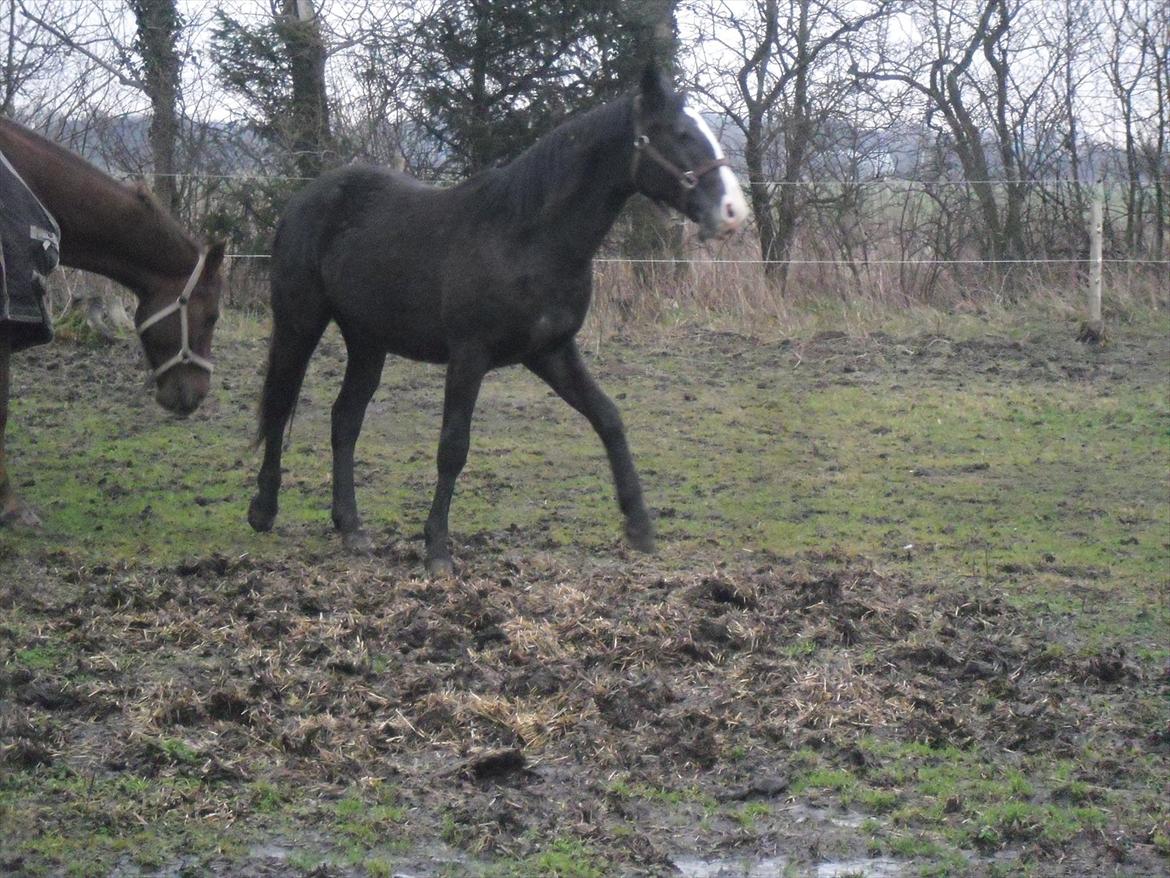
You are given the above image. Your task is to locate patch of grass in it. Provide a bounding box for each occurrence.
[961,801,1108,850]
[854,787,900,814]
[725,743,748,761]
[605,777,716,810]
[733,801,773,830]
[286,850,328,872]
[490,838,605,878]
[792,768,857,795]
[330,786,409,850]
[155,736,200,766]
[1153,827,1170,857]
[12,643,67,670]
[778,637,820,659]
[249,780,286,813]
[885,832,948,858]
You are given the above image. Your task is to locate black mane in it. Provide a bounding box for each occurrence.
[457,95,635,226]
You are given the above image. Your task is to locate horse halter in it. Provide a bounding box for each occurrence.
[630,95,729,195]
[135,248,214,379]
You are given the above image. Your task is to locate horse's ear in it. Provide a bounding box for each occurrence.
[639,62,672,115]
[203,240,226,276]
[132,180,154,205]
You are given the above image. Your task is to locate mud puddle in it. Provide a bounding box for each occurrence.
[672,854,906,877]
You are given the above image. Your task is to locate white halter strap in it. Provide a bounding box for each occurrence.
[136,248,214,378]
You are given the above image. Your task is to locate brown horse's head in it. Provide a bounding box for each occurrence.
[135,240,225,416]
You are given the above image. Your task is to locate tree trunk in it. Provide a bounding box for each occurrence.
[130,0,183,214]
[1152,35,1167,261]
[621,0,682,284]
[277,0,332,179]
[467,0,492,172]
[744,121,780,274]
[2,1,16,116]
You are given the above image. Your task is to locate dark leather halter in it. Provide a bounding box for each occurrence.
[630,95,729,194]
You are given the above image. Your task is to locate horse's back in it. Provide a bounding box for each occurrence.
[272,164,451,359]
[273,163,427,275]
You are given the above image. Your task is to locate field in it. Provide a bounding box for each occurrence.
[1,301,1168,877]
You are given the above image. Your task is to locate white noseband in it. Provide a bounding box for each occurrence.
[136,248,214,379]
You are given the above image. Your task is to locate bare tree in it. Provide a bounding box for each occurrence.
[2,0,62,116]
[1140,2,1168,260]
[15,0,200,212]
[685,0,894,282]
[327,3,434,171]
[1105,0,1167,257]
[855,0,1039,266]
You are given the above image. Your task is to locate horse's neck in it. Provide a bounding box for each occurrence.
[0,120,196,294]
[513,100,637,261]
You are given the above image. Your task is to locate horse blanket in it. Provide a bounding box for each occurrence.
[0,146,60,351]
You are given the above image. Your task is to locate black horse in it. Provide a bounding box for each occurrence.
[248,66,748,575]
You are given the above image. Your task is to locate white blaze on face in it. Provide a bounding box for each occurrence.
[683,106,749,232]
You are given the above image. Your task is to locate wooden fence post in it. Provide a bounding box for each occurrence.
[1079,180,1106,343]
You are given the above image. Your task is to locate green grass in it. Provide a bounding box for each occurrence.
[733,801,773,830]
[844,735,1166,866]
[2,307,1167,875]
[6,312,1168,628]
[489,838,607,878]
[13,643,67,670]
[605,776,717,810]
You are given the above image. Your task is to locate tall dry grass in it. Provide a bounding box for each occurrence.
[583,220,1167,344]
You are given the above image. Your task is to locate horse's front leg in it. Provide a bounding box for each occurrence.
[424,348,488,577]
[330,349,386,552]
[525,340,655,553]
[0,336,40,529]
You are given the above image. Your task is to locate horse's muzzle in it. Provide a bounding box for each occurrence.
[697,186,749,241]
[155,368,209,416]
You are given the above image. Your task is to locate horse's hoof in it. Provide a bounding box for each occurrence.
[343,529,374,554]
[247,497,275,532]
[426,556,455,578]
[626,522,656,553]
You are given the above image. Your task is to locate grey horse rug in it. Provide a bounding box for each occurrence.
[1,146,60,351]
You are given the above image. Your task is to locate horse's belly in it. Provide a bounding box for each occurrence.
[323,242,449,358]
[335,295,449,362]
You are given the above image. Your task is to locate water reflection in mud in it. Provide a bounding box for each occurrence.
[672,853,906,877]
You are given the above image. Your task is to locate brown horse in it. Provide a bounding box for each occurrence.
[0,118,225,528]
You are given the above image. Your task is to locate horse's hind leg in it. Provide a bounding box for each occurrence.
[424,347,489,577]
[248,313,328,533]
[525,340,655,553]
[0,336,40,529]
[329,345,386,552]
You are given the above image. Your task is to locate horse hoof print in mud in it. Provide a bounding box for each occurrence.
[248,65,748,576]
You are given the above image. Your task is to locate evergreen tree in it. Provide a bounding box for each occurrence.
[210,0,332,179]
[416,0,676,173]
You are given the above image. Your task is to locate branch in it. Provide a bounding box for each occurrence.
[18,0,143,90]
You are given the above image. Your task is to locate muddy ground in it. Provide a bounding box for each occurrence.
[1,310,1168,877]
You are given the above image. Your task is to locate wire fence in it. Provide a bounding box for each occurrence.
[221,254,1169,265]
[108,164,1168,283]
